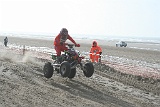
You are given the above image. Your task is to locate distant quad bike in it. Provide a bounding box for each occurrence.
[43,44,94,79]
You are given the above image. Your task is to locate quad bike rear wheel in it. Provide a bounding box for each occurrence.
[68,68,76,79]
[43,62,53,78]
[60,61,71,77]
[83,62,94,77]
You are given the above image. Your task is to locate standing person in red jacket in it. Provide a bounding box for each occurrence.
[54,28,80,62]
[89,40,102,62]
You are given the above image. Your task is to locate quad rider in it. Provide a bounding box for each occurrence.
[89,40,102,62]
[54,28,80,63]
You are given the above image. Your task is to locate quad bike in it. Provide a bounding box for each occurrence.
[43,43,94,79]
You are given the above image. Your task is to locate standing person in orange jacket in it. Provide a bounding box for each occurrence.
[89,40,102,62]
[54,28,80,63]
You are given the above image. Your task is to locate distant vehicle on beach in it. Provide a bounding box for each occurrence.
[116,41,127,47]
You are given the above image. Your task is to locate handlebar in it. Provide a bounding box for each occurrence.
[64,43,74,48]
[64,43,80,48]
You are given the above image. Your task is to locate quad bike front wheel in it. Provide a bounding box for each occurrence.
[43,62,53,78]
[83,62,94,77]
[60,61,71,77]
[68,68,76,79]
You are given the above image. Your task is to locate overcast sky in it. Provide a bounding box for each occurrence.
[0,0,160,37]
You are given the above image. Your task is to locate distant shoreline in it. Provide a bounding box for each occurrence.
[0,35,160,52]
[1,33,160,43]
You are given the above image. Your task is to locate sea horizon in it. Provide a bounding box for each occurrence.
[0,32,160,44]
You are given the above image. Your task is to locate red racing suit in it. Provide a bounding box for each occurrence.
[54,34,77,56]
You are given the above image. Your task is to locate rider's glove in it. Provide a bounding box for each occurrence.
[99,52,102,55]
[75,44,80,47]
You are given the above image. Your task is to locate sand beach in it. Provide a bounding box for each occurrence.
[0,36,160,107]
